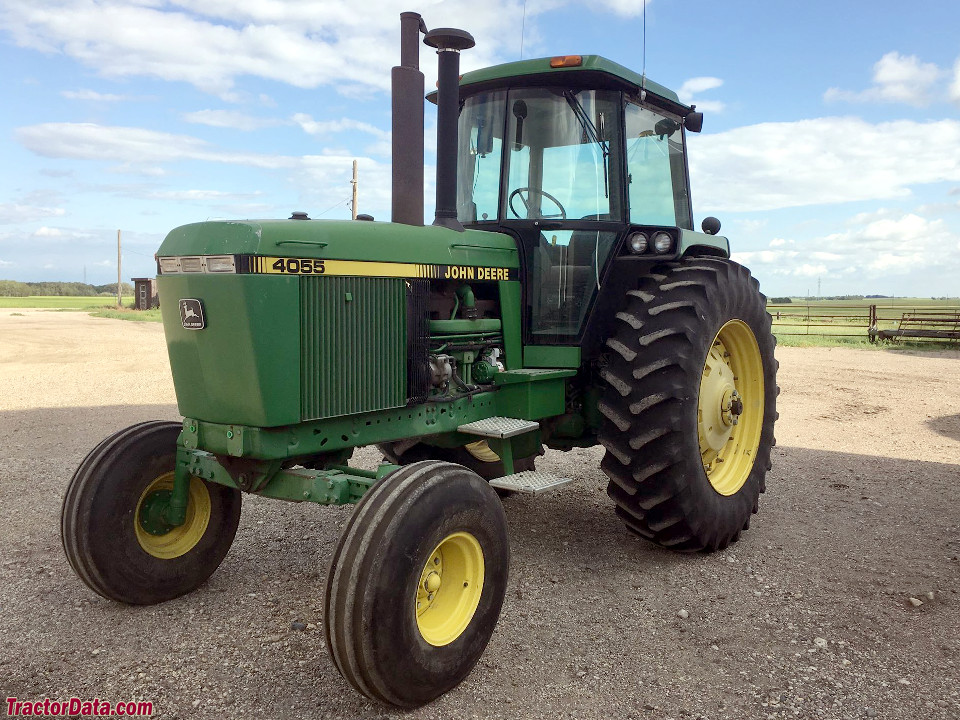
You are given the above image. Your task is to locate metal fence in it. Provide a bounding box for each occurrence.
[766,304,960,342]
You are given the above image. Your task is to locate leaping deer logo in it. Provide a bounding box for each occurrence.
[180,299,204,328]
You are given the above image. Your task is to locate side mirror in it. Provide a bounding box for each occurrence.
[654,118,680,139]
[701,216,721,235]
[684,111,704,133]
[512,100,528,150]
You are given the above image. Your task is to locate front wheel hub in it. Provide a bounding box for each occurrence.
[415,531,484,646]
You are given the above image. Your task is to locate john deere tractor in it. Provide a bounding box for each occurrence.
[62,11,777,708]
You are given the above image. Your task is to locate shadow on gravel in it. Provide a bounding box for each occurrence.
[2,411,960,720]
[928,412,960,442]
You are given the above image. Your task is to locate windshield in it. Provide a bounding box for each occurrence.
[456,88,624,224]
[503,88,623,222]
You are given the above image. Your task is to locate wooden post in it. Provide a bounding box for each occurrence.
[351,160,358,220]
[117,229,122,306]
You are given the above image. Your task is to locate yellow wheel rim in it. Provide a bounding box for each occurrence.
[134,472,211,559]
[415,531,485,646]
[464,440,499,463]
[698,320,764,496]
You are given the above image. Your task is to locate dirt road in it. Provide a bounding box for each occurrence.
[1,309,958,719]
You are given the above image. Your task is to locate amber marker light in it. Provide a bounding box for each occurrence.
[550,55,582,68]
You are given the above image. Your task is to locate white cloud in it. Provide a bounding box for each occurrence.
[0,202,66,224]
[0,0,650,98]
[16,122,297,169]
[61,89,129,101]
[32,227,62,237]
[182,109,282,131]
[594,0,650,16]
[13,120,394,218]
[825,51,943,107]
[292,113,392,156]
[691,117,960,212]
[678,76,724,113]
[292,114,390,140]
[140,189,263,202]
[734,211,960,282]
[951,58,960,104]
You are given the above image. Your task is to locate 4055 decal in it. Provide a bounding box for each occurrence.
[267,257,325,274]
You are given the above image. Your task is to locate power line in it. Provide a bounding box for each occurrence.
[317,197,352,217]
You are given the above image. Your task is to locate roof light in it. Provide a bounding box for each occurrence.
[550,55,582,68]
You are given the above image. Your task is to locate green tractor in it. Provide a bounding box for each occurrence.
[62,11,777,708]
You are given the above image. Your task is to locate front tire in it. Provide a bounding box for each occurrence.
[324,461,509,707]
[61,421,242,604]
[597,258,777,552]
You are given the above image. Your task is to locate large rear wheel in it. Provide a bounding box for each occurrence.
[597,258,777,552]
[61,421,242,604]
[324,461,509,707]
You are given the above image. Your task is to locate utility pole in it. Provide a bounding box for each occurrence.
[818,276,821,300]
[351,160,358,220]
[117,229,122,306]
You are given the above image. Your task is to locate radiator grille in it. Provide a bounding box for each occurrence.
[300,276,407,420]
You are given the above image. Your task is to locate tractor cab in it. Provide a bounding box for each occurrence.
[453,56,702,344]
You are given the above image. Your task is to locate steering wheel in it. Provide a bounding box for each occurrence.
[508,187,567,220]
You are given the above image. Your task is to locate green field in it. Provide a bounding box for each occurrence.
[91,307,162,322]
[0,296,163,322]
[0,296,122,309]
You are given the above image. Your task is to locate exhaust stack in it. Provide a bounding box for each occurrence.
[391,12,426,226]
[423,27,475,232]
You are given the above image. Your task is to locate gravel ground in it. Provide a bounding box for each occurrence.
[1,308,959,720]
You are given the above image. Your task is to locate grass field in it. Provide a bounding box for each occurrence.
[0,296,122,309]
[0,296,163,323]
[91,307,162,322]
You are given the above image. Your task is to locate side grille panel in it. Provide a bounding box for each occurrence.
[301,276,407,420]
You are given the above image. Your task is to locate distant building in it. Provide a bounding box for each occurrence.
[131,278,159,310]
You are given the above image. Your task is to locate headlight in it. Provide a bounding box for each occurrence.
[158,257,180,274]
[205,255,236,273]
[627,232,648,254]
[652,231,673,254]
[180,256,204,272]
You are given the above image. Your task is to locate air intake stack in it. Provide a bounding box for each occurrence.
[423,27,475,232]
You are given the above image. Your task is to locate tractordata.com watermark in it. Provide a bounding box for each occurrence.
[6,697,153,716]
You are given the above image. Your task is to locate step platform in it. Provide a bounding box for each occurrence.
[489,471,574,495]
[457,416,539,439]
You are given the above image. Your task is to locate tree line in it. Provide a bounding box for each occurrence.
[0,280,134,297]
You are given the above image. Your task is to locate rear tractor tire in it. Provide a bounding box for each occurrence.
[61,421,242,604]
[324,461,510,708]
[598,257,777,552]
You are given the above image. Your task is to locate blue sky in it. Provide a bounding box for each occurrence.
[1,0,959,297]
